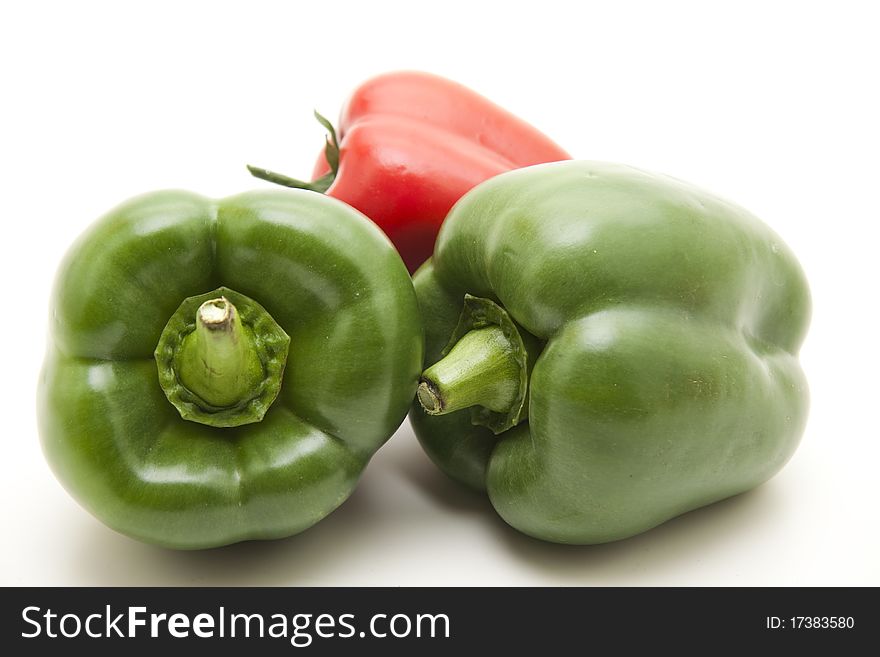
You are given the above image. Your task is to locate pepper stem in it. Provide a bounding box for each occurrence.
[247,110,340,194]
[418,326,522,417]
[176,297,265,409]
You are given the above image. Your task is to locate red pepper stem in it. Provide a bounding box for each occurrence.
[247,110,340,194]
[246,165,335,193]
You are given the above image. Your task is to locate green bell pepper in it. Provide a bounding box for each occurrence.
[38,189,423,549]
[411,160,810,544]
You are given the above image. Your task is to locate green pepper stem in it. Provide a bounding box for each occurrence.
[176,298,265,408]
[418,326,522,417]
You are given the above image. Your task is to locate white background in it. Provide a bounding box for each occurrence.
[1,0,877,586]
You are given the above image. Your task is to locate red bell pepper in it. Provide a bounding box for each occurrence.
[248,71,570,272]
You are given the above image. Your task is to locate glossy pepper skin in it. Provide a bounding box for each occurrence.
[38,189,423,549]
[411,161,810,544]
[248,71,570,273]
